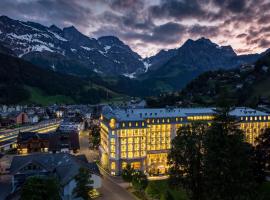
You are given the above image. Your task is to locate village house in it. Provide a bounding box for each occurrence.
[9,153,102,200]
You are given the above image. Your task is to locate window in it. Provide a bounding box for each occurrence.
[122,162,127,169]
[111,153,115,158]
[121,152,127,158]
[111,138,115,144]
[128,138,133,144]
[111,162,116,170]
[128,152,133,158]
[121,145,126,151]
[110,118,116,129]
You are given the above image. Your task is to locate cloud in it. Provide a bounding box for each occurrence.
[0,0,269,57]
[149,0,205,20]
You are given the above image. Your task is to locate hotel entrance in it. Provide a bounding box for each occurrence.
[146,153,168,176]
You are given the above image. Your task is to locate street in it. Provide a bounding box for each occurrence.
[79,131,135,200]
[98,169,135,200]
[0,129,136,200]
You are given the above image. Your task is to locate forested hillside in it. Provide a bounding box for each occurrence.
[147,52,270,107]
[0,53,120,105]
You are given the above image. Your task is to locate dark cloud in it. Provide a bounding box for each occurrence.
[95,22,185,45]
[259,39,270,48]
[188,25,219,38]
[0,0,92,28]
[149,0,205,20]
[236,33,247,38]
[213,0,247,13]
[258,14,270,24]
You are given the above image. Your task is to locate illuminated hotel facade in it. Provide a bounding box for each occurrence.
[99,107,270,176]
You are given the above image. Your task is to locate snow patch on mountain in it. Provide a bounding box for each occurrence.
[98,50,108,57]
[32,44,54,52]
[81,46,94,51]
[7,33,33,41]
[93,68,103,74]
[143,61,151,72]
[104,45,111,51]
[48,30,67,42]
[123,72,136,79]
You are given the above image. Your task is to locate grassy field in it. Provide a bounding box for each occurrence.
[24,86,75,105]
[145,179,187,200]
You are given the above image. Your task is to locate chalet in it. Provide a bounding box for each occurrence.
[49,130,80,153]
[17,131,80,154]
[17,132,50,154]
[9,153,102,200]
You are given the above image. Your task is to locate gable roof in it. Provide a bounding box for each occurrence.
[9,153,100,185]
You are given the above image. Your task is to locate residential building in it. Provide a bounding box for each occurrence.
[17,130,80,154]
[9,153,101,200]
[100,107,270,176]
[17,132,50,154]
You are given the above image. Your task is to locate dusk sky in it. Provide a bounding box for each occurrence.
[0,0,270,57]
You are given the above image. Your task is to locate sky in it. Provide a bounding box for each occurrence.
[0,0,270,58]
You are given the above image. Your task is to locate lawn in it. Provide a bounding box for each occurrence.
[24,86,75,105]
[145,180,187,200]
[257,181,270,200]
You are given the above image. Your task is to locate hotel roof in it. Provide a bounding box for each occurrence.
[102,106,270,121]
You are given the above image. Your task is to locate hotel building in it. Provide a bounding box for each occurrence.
[99,107,270,176]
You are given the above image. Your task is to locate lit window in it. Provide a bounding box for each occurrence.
[129,122,132,127]
[111,162,116,170]
[122,123,125,127]
[128,138,133,144]
[122,162,127,169]
[128,152,133,158]
[121,145,126,151]
[121,152,127,158]
[112,131,115,136]
[109,118,116,129]
[111,138,115,144]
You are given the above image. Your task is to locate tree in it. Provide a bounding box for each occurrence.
[204,107,256,200]
[253,128,270,183]
[131,171,148,192]
[73,167,94,200]
[122,164,134,185]
[168,123,207,200]
[21,177,61,200]
[89,124,100,149]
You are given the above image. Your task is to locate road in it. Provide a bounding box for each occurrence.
[98,169,135,200]
[78,131,135,200]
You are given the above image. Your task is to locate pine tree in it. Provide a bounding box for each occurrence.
[73,167,94,200]
[204,107,256,200]
[21,177,61,200]
[168,123,207,200]
[131,171,148,192]
[253,128,270,183]
[122,164,134,185]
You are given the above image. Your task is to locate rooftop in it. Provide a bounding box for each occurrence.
[102,106,270,121]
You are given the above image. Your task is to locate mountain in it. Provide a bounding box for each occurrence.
[139,37,260,93]
[147,51,270,107]
[0,46,122,105]
[0,16,146,76]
